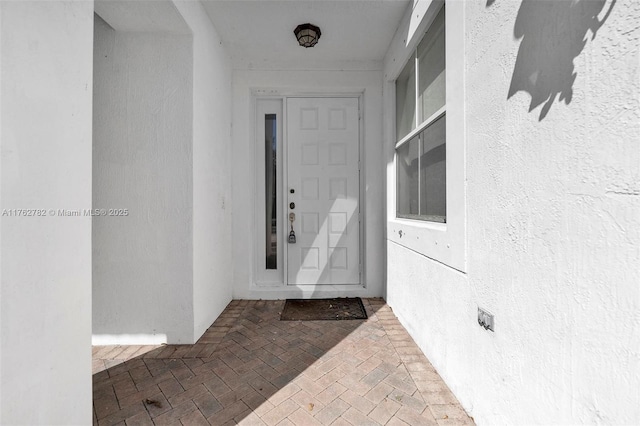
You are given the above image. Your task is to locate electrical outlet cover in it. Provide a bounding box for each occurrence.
[477,307,494,332]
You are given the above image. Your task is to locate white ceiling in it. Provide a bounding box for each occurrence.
[95,0,191,34]
[200,0,411,70]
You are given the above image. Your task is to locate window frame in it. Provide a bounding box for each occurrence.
[396,106,447,222]
[395,5,446,223]
[386,0,466,272]
[254,98,284,285]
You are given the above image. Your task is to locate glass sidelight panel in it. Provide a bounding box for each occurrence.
[265,114,277,269]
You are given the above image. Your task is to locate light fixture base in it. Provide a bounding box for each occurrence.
[294,23,321,48]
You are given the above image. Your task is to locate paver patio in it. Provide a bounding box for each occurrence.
[93,298,474,425]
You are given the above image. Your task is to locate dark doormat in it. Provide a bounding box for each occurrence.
[280,297,368,321]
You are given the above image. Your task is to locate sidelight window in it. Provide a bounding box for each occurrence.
[255,99,283,284]
[265,114,277,269]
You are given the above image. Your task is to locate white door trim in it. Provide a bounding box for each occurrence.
[252,91,367,294]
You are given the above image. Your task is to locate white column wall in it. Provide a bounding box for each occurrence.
[93,1,234,345]
[92,16,194,344]
[232,70,385,299]
[384,0,640,424]
[173,1,234,341]
[0,1,94,423]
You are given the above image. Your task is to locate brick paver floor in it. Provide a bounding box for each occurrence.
[93,298,474,425]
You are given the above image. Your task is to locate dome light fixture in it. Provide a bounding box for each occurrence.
[294,23,321,48]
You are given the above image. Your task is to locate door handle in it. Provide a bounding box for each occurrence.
[288,212,296,243]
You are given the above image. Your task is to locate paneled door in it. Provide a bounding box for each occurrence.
[286,98,360,285]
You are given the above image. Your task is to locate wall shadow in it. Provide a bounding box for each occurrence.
[507,0,615,120]
[92,299,390,425]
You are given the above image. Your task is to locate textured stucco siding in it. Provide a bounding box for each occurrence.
[1,1,94,423]
[386,0,639,424]
[92,18,195,344]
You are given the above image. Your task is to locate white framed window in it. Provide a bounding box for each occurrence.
[387,0,466,272]
[396,6,446,223]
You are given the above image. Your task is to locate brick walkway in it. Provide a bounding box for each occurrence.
[93,299,474,425]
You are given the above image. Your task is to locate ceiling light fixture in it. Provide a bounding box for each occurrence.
[294,23,321,48]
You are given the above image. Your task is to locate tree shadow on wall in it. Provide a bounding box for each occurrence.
[505,0,616,120]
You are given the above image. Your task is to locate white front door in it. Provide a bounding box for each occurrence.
[286,97,360,285]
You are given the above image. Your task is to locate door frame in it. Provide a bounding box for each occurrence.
[253,92,366,291]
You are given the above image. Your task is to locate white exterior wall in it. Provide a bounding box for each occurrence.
[232,70,385,299]
[173,1,234,341]
[385,0,640,425]
[92,17,194,344]
[0,1,94,424]
[93,1,233,345]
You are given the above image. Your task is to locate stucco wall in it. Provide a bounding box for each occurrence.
[93,1,233,345]
[173,1,234,341]
[0,1,93,423]
[385,0,639,424]
[92,15,195,344]
[232,70,385,299]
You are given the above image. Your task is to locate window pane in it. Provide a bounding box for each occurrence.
[396,54,416,140]
[418,7,445,123]
[396,135,420,217]
[265,114,277,269]
[419,115,446,221]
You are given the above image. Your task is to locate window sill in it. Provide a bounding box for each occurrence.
[387,216,464,272]
[392,216,446,232]
[396,214,446,224]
